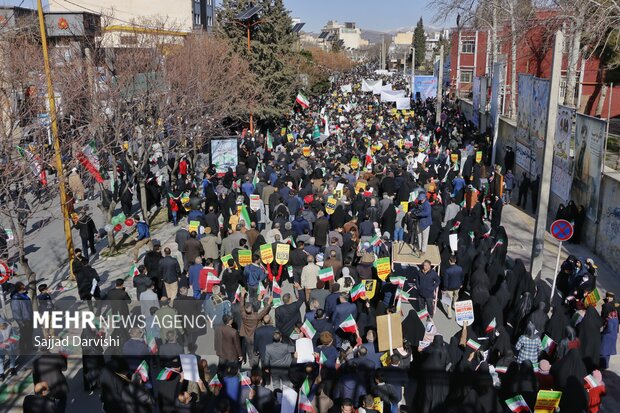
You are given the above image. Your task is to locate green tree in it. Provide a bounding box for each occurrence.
[217,0,298,120]
[414,17,426,67]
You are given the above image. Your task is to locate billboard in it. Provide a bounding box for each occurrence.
[572,114,607,221]
[413,75,437,100]
[211,137,239,175]
[472,76,481,128]
[551,105,575,202]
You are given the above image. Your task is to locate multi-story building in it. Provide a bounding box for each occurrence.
[393,31,413,46]
[320,20,369,50]
[449,9,619,118]
[425,30,449,61]
[48,0,214,46]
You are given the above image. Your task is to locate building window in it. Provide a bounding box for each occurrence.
[206,15,213,27]
[194,13,201,26]
[460,70,473,83]
[461,40,475,54]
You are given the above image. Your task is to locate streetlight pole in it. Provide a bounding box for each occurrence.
[36,0,74,262]
[436,45,444,125]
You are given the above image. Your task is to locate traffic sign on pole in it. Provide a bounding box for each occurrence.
[550,219,573,242]
[549,219,574,304]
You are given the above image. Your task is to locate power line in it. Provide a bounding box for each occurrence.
[52,0,189,33]
[1,0,26,30]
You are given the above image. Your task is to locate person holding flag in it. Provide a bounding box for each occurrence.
[240,294,273,367]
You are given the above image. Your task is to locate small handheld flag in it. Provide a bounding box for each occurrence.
[300,319,316,339]
[350,282,366,301]
[134,360,149,382]
[505,395,530,412]
[156,368,176,380]
[466,339,481,351]
[485,318,497,333]
[339,315,358,333]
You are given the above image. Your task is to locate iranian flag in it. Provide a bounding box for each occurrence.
[301,376,312,395]
[16,145,47,185]
[485,318,497,333]
[272,280,282,295]
[318,267,334,282]
[207,272,221,285]
[239,372,251,387]
[317,351,327,365]
[369,235,382,246]
[129,264,140,277]
[240,205,252,229]
[339,314,358,333]
[299,393,314,412]
[491,239,505,254]
[417,308,429,320]
[584,374,600,389]
[390,276,406,288]
[285,236,297,248]
[233,285,243,303]
[350,283,366,301]
[156,368,176,380]
[209,374,222,388]
[450,221,461,231]
[77,142,104,183]
[134,360,149,382]
[147,336,158,354]
[258,282,267,297]
[399,289,411,302]
[505,395,530,412]
[272,297,282,308]
[246,400,260,413]
[495,366,508,374]
[296,92,310,109]
[7,334,20,344]
[466,339,481,351]
[541,335,556,355]
[300,319,316,339]
[266,131,274,150]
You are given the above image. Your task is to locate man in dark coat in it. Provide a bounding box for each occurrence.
[105,279,131,317]
[74,207,97,260]
[275,292,305,338]
[313,211,329,248]
[32,353,69,413]
[76,264,101,312]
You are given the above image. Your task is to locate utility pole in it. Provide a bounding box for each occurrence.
[403,51,407,76]
[530,30,564,280]
[411,46,415,97]
[435,45,444,125]
[36,0,74,262]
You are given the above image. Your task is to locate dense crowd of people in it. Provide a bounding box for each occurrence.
[0,65,618,413]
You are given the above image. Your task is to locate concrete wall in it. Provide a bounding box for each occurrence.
[460,99,620,271]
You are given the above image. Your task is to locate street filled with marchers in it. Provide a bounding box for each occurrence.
[0,62,617,413]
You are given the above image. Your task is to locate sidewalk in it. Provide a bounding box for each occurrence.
[501,203,620,412]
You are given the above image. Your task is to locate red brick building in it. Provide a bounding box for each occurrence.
[449,9,620,119]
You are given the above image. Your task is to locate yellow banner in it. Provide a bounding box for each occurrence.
[275,243,290,265]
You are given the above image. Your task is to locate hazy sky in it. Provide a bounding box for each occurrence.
[1,0,450,33]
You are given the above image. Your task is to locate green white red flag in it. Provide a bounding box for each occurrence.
[339,315,358,333]
[505,395,530,412]
[77,142,104,183]
[300,319,316,339]
[350,282,366,301]
[134,360,149,382]
[296,92,310,109]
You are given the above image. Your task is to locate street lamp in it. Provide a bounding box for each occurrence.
[234,4,263,136]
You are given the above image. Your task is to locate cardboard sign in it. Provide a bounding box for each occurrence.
[377,313,403,352]
[287,133,294,142]
[375,257,391,280]
[351,157,360,169]
[325,197,337,215]
[355,180,367,194]
[303,146,311,157]
[221,254,236,268]
[455,300,475,326]
[451,153,459,164]
[449,233,458,253]
[180,354,200,382]
[400,201,409,213]
[534,390,562,412]
[260,243,274,264]
[335,183,344,199]
[249,194,261,212]
[364,280,377,300]
[275,243,290,265]
[475,151,483,163]
[188,220,200,234]
[295,338,315,363]
[238,249,252,267]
